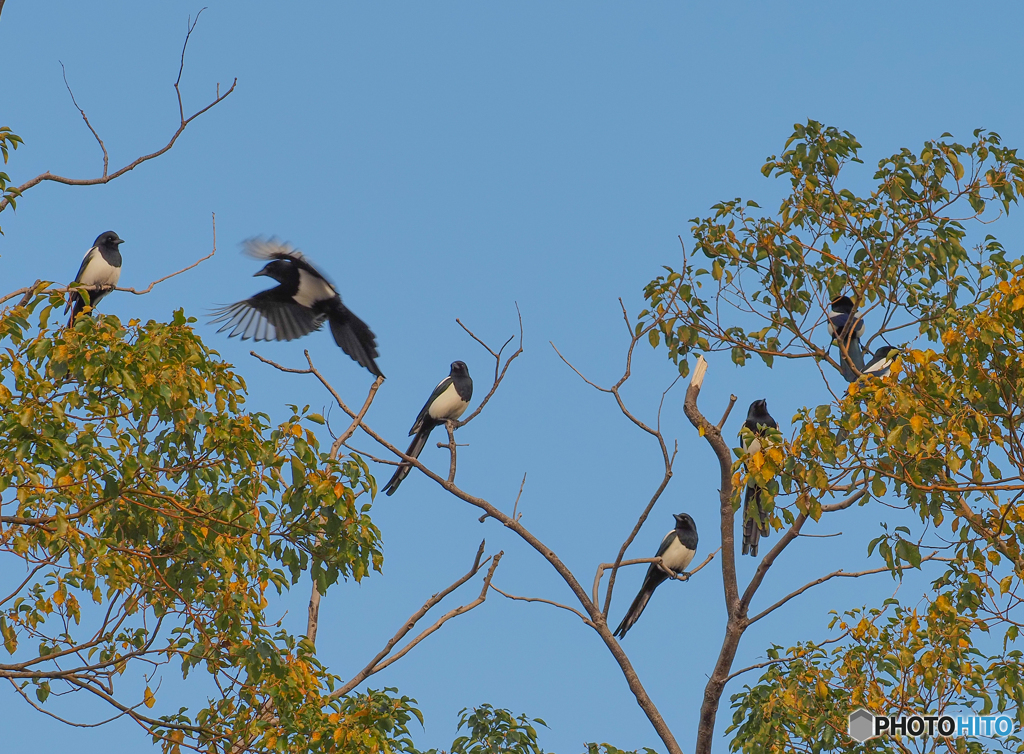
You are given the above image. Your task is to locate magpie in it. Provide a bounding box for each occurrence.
[383,361,473,496]
[741,399,778,558]
[613,513,698,639]
[827,295,866,382]
[210,238,384,378]
[65,231,124,325]
[862,345,899,379]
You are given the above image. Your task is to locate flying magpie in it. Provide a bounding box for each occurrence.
[863,345,899,379]
[613,513,698,639]
[65,231,124,325]
[210,238,384,378]
[741,399,778,558]
[827,295,865,382]
[383,361,473,496]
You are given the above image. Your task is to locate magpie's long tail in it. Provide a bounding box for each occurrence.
[383,426,432,496]
[613,581,658,639]
[66,293,85,326]
[742,485,768,557]
[329,306,385,379]
[837,336,864,383]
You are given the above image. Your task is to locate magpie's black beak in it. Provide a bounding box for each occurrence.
[254,269,268,278]
[114,239,124,246]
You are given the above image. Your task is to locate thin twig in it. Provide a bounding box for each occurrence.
[478,472,527,524]
[60,62,108,177]
[746,552,952,625]
[489,583,594,627]
[454,303,525,427]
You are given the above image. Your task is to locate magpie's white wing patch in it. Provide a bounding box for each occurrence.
[294,268,337,308]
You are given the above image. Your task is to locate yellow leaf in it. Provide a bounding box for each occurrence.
[144,686,155,708]
[1012,295,1024,312]
[909,416,925,434]
[698,425,705,437]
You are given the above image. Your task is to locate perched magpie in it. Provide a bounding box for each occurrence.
[210,238,384,378]
[827,295,866,382]
[65,231,124,325]
[383,361,473,496]
[613,513,698,639]
[863,345,899,379]
[741,399,778,558]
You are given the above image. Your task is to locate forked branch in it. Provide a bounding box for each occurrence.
[333,542,500,697]
[0,11,235,213]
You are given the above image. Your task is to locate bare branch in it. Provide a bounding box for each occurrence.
[455,303,524,427]
[330,376,384,457]
[490,583,593,626]
[747,551,952,625]
[118,214,216,294]
[333,543,497,697]
[60,62,108,177]
[0,14,235,213]
[717,394,738,430]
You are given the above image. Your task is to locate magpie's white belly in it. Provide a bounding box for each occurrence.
[428,382,468,421]
[661,534,695,572]
[79,250,121,287]
[294,269,336,308]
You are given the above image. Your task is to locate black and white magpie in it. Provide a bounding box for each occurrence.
[827,295,866,382]
[863,345,899,379]
[210,238,383,378]
[613,513,698,639]
[383,361,473,496]
[65,231,124,325]
[741,399,778,558]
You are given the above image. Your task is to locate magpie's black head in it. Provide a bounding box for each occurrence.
[450,360,470,376]
[830,295,855,313]
[94,230,124,249]
[875,345,898,359]
[673,512,696,532]
[747,399,768,420]
[254,258,297,283]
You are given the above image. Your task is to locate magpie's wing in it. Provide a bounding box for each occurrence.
[242,237,305,262]
[409,376,453,435]
[72,247,97,284]
[653,529,677,558]
[209,294,325,342]
[65,247,97,314]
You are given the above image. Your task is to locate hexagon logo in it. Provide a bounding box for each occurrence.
[848,708,875,742]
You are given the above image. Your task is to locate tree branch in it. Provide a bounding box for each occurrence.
[0,13,235,213]
[454,303,524,427]
[333,542,497,697]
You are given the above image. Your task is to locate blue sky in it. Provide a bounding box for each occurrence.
[3,2,1024,752]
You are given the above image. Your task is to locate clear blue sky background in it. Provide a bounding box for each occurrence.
[2,2,1024,752]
